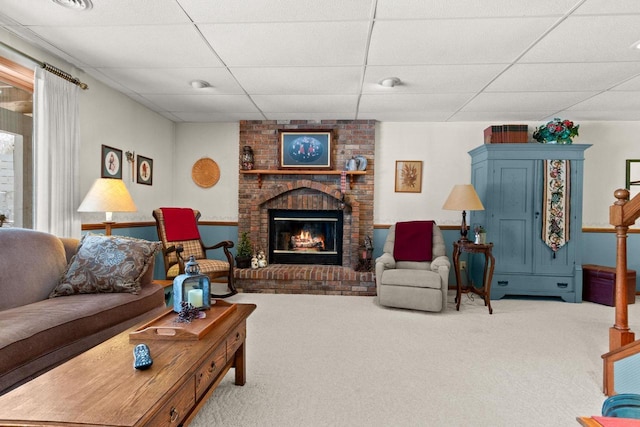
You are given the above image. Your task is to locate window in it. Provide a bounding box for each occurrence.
[0,56,34,228]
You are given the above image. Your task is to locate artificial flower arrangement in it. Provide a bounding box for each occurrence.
[532,118,579,144]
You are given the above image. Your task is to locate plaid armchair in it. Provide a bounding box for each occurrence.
[153,208,236,298]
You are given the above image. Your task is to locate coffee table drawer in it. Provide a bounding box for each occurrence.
[147,376,195,427]
[227,321,246,357]
[195,342,227,399]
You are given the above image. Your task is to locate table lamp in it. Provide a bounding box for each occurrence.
[442,184,484,241]
[77,178,137,235]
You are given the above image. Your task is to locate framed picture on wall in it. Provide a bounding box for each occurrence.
[101,145,122,179]
[136,155,153,185]
[394,160,423,193]
[278,130,333,169]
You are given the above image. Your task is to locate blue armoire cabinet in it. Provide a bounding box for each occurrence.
[469,143,591,302]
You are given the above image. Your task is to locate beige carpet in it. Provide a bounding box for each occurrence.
[190,291,640,427]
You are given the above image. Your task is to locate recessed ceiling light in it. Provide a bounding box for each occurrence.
[190,80,211,89]
[379,77,401,88]
[50,0,93,11]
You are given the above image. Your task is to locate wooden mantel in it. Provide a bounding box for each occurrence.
[240,169,367,189]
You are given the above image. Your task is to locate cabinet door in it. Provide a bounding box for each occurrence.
[490,160,535,274]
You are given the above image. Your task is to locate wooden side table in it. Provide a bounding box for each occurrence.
[453,240,495,314]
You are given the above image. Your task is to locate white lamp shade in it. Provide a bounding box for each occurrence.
[442,184,484,211]
[78,178,137,216]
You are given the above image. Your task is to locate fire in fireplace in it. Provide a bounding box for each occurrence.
[268,209,343,265]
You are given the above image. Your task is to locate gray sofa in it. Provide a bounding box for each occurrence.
[0,228,166,395]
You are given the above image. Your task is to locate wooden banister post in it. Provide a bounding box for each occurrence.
[609,189,635,351]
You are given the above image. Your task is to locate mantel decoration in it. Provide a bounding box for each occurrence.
[278,130,332,169]
[533,118,579,144]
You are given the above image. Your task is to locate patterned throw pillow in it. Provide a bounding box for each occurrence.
[49,233,161,297]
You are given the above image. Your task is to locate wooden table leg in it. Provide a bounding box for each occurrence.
[234,342,246,386]
[453,245,462,311]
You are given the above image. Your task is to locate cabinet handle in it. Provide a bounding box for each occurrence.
[557,282,568,288]
[170,407,179,423]
[208,360,216,372]
[497,280,508,286]
[236,332,241,340]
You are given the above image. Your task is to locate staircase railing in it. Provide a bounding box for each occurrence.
[603,188,640,395]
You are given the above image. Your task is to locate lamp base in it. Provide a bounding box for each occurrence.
[459,210,468,241]
[103,221,115,236]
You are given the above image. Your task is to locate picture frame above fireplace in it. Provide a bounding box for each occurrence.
[278,130,333,170]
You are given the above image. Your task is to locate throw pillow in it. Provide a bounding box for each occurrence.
[393,220,434,262]
[50,233,161,297]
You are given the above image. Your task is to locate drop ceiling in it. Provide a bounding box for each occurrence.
[1,0,640,123]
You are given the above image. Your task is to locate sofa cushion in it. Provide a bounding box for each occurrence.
[50,234,161,297]
[0,229,72,311]
[0,283,165,390]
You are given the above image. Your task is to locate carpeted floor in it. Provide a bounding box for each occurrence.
[190,291,640,427]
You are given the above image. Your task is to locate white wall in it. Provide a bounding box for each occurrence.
[0,28,176,224]
[172,123,238,221]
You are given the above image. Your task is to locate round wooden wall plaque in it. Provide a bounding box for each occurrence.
[191,157,220,188]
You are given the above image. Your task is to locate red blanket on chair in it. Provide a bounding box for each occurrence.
[160,207,201,242]
[393,220,434,262]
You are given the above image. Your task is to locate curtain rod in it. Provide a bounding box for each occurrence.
[0,41,88,90]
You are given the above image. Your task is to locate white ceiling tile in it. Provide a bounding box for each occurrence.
[265,112,358,121]
[178,0,375,22]
[30,25,223,68]
[451,111,553,122]
[521,15,640,63]
[358,93,471,113]
[171,111,266,122]
[0,0,190,25]
[375,0,580,19]
[368,18,557,65]
[567,91,640,111]
[363,64,505,93]
[142,94,260,113]
[574,0,640,15]
[461,92,597,112]
[2,1,640,122]
[198,22,370,66]
[252,95,358,113]
[487,62,640,92]
[230,67,363,94]
[97,68,243,94]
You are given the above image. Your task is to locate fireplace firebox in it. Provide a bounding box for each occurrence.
[268,209,343,265]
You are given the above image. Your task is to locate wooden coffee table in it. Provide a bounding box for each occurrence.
[0,302,256,426]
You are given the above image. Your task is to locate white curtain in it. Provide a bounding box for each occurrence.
[33,67,81,238]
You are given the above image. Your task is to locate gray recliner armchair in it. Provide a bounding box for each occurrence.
[375,221,450,312]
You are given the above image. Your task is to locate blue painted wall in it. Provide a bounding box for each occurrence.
[107,224,640,291]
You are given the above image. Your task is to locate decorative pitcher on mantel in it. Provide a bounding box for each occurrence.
[345,156,367,171]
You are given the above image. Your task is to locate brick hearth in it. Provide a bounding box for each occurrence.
[234,265,375,296]
[237,120,375,295]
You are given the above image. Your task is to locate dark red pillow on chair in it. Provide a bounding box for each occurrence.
[393,221,434,262]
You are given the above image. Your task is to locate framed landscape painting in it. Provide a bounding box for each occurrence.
[395,160,423,193]
[101,145,122,179]
[278,130,332,169]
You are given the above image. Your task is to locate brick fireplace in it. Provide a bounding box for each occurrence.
[235,120,375,295]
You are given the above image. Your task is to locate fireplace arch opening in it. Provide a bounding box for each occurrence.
[269,209,343,265]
